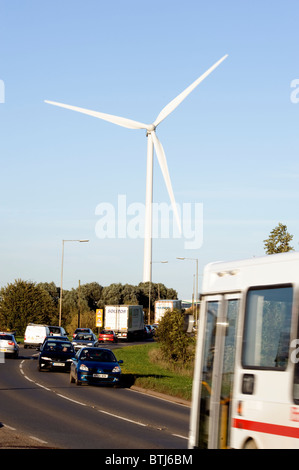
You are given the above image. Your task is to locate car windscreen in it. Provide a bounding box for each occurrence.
[0,335,13,341]
[49,327,60,334]
[80,349,116,362]
[44,342,73,352]
[74,334,93,340]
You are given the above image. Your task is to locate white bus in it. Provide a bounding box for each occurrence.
[189,252,299,449]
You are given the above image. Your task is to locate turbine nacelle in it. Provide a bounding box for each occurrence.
[146,124,156,134]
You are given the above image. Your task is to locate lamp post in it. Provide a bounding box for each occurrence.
[177,257,199,324]
[59,239,89,327]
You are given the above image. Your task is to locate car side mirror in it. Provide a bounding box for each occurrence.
[118,360,123,364]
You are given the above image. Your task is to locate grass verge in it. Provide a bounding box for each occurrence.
[115,342,193,402]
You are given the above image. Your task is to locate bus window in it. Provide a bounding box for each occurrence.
[198,300,219,448]
[196,297,239,449]
[218,299,238,448]
[242,285,293,370]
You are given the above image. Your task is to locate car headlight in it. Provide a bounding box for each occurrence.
[41,357,52,361]
[112,366,121,373]
[79,364,89,371]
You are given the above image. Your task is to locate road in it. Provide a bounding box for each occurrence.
[0,344,190,449]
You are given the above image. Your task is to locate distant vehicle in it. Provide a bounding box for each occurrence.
[72,328,93,339]
[154,300,182,324]
[104,305,144,341]
[143,325,153,339]
[70,347,123,386]
[38,339,75,371]
[48,326,68,337]
[72,332,99,351]
[98,330,118,343]
[38,335,69,351]
[146,325,155,336]
[24,324,50,349]
[0,332,19,358]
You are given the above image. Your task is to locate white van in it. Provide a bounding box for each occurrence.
[24,323,50,348]
[48,325,67,337]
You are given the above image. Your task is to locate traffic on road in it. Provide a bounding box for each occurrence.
[0,324,189,449]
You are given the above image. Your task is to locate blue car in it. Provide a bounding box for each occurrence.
[70,347,123,386]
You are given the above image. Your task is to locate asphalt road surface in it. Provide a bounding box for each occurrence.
[0,344,190,449]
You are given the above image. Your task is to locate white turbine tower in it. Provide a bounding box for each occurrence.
[45,54,228,282]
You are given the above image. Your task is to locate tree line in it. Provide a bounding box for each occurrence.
[0,222,294,336]
[0,280,177,335]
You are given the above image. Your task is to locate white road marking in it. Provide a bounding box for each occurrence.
[18,358,188,440]
[56,393,86,406]
[29,435,48,444]
[3,424,16,431]
[172,433,188,440]
[35,382,51,391]
[99,409,146,426]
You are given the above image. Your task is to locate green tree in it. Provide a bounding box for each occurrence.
[80,282,103,311]
[264,223,294,254]
[100,283,124,306]
[156,309,194,364]
[37,282,60,309]
[0,280,57,334]
[138,282,178,313]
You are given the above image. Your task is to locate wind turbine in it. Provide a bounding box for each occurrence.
[45,54,228,282]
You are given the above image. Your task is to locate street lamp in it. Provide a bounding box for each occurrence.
[177,257,199,324]
[59,239,89,327]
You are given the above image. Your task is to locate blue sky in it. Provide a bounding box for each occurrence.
[1,0,299,301]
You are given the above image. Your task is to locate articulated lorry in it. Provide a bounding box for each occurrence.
[154,299,182,324]
[104,305,144,340]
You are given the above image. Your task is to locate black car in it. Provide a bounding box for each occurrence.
[38,335,69,351]
[38,339,76,372]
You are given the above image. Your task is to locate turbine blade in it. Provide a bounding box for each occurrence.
[153,54,228,127]
[151,132,181,233]
[44,100,149,130]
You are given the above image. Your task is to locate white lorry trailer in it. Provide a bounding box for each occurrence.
[154,299,182,324]
[104,305,144,340]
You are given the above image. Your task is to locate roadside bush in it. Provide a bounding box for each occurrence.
[155,309,195,365]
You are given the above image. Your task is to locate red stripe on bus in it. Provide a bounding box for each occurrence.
[232,418,299,439]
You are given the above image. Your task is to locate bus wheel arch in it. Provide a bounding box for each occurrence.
[243,438,258,449]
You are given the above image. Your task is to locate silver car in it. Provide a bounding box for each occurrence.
[0,333,19,358]
[72,332,99,351]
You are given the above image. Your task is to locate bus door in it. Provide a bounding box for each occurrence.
[194,293,240,448]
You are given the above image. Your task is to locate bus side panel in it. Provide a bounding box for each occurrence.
[231,369,299,449]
